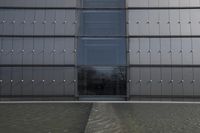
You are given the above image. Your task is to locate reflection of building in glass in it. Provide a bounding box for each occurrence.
[1,0,200,100]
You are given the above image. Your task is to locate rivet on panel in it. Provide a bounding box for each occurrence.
[160,80,163,83]
[12,20,16,24]
[128,80,132,83]
[2,20,6,23]
[64,21,67,24]
[0,80,2,83]
[43,20,47,24]
[63,80,66,82]
[192,80,195,83]
[0,49,3,53]
[52,80,56,83]
[157,21,160,24]
[73,49,77,53]
[63,49,66,53]
[42,80,45,82]
[33,20,37,24]
[21,80,24,82]
[73,80,76,82]
[10,80,13,83]
[32,80,35,83]
[23,20,26,24]
[170,80,173,83]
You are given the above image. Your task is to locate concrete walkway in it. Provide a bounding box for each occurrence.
[1,102,200,133]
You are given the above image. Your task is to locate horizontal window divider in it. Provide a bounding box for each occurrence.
[0,7,77,10]
[128,35,200,38]
[0,35,76,38]
[77,65,128,67]
[129,64,200,67]
[0,95,75,98]
[1,35,200,38]
[1,7,200,10]
[0,64,75,67]
[128,7,200,10]
[131,95,200,99]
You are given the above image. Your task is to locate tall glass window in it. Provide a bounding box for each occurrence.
[78,0,126,96]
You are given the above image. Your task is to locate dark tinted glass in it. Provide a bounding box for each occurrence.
[78,66,126,95]
[81,11,125,36]
[78,38,126,66]
[83,0,125,8]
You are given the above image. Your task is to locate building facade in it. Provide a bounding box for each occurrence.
[0,0,200,100]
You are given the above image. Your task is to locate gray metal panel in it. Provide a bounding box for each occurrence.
[191,9,200,36]
[172,67,183,96]
[11,67,22,95]
[129,38,140,65]
[34,10,45,35]
[22,67,33,95]
[23,38,33,64]
[138,10,149,35]
[140,38,150,64]
[194,68,200,96]
[55,38,75,65]
[162,67,172,96]
[180,10,191,35]
[170,10,181,35]
[169,0,179,7]
[150,38,160,64]
[193,38,200,64]
[53,68,65,95]
[33,38,44,64]
[180,0,190,7]
[158,0,169,7]
[0,10,3,34]
[183,68,194,96]
[45,10,55,35]
[4,10,14,35]
[128,10,139,36]
[159,10,170,35]
[182,38,193,64]
[24,10,34,35]
[0,67,11,95]
[149,10,159,35]
[171,38,182,65]
[64,10,76,35]
[161,38,171,64]
[0,38,2,64]
[12,38,22,64]
[140,67,151,95]
[14,10,24,35]
[1,38,12,64]
[55,10,65,35]
[149,0,159,7]
[44,38,54,64]
[32,67,44,95]
[190,0,200,7]
[43,67,54,95]
[0,0,78,8]
[127,0,149,7]
[151,68,162,95]
[130,67,140,95]
[64,67,75,95]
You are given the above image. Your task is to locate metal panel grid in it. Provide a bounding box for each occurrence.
[0,1,79,98]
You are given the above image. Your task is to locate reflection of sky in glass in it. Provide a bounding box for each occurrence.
[78,38,126,66]
[83,0,125,8]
